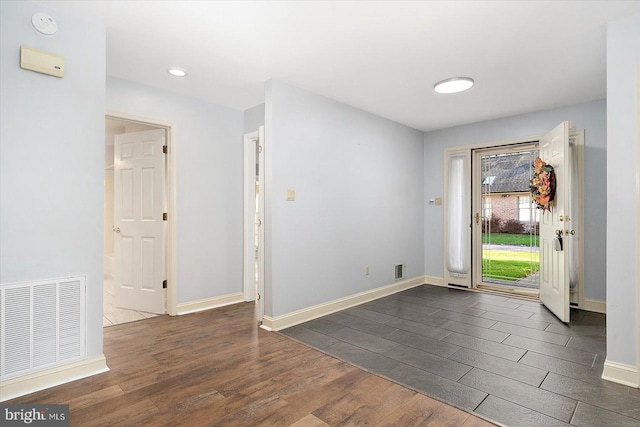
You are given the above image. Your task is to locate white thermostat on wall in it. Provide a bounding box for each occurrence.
[32,13,58,36]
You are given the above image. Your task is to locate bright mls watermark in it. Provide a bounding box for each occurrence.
[1,405,69,426]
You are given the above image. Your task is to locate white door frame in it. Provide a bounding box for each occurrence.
[243,130,258,301]
[243,128,265,321]
[571,130,586,310]
[106,110,178,316]
[636,65,640,388]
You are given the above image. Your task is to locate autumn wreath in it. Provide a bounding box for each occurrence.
[530,157,556,211]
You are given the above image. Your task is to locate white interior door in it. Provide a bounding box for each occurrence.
[539,121,571,322]
[114,129,166,314]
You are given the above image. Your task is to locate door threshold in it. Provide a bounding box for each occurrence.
[475,283,540,301]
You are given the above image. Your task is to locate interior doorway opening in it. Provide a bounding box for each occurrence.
[243,127,265,322]
[103,115,173,327]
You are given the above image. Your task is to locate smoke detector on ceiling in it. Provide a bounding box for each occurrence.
[32,13,58,36]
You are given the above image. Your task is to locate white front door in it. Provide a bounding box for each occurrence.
[114,129,166,314]
[539,121,571,322]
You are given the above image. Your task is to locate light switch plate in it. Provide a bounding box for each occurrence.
[286,189,296,201]
[20,45,64,78]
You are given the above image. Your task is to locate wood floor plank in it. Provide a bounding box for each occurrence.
[423,403,472,426]
[461,415,500,427]
[375,393,443,426]
[6,302,493,427]
[290,414,331,427]
[81,397,159,427]
[311,374,400,425]
[330,383,417,426]
[65,384,124,411]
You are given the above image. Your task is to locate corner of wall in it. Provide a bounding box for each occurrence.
[602,359,639,388]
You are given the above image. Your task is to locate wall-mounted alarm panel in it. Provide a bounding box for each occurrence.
[20,45,64,78]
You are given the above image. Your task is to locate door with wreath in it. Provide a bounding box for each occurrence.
[537,122,571,322]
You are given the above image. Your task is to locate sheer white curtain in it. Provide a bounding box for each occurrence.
[445,151,471,285]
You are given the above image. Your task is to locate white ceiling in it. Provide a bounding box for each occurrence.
[38,1,639,132]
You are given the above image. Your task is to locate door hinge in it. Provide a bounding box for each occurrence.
[259,145,263,153]
[163,280,167,289]
[163,145,167,154]
[163,212,168,221]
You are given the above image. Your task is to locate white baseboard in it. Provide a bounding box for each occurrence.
[0,355,109,402]
[176,292,244,315]
[261,276,425,331]
[602,359,639,388]
[583,298,606,314]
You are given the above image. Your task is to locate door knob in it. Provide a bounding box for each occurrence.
[113,226,120,233]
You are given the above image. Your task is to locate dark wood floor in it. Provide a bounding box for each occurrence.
[7,302,495,427]
[283,285,640,427]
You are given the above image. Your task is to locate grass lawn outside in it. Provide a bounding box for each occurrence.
[482,249,539,282]
[482,233,539,247]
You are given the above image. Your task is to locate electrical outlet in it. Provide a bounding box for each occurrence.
[365,265,369,275]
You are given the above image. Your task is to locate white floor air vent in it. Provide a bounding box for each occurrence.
[394,264,405,280]
[1,276,85,380]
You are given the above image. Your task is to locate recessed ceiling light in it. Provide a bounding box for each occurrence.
[434,77,474,94]
[168,68,187,77]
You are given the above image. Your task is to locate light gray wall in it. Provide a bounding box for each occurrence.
[244,103,265,134]
[0,1,106,356]
[424,99,607,301]
[606,14,639,368]
[106,77,245,304]
[265,80,425,317]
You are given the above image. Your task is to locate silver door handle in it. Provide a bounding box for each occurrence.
[113,226,120,233]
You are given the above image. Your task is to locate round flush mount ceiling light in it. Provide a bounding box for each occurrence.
[168,68,187,77]
[434,77,474,94]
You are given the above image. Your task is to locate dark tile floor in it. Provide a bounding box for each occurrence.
[280,284,640,427]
